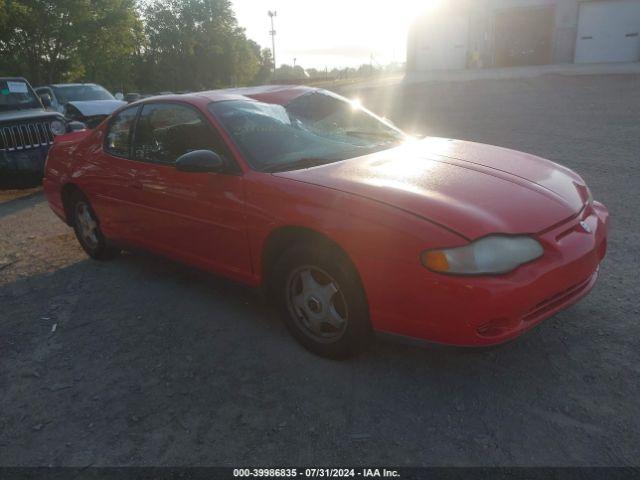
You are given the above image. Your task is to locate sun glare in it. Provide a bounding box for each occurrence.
[382,0,444,53]
[232,0,448,69]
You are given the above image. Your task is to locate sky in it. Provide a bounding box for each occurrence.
[230,0,438,70]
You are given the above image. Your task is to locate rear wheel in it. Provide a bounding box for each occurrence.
[71,194,117,260]
[273,244,370,358]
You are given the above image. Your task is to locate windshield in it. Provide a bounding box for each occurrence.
[209,91,407,172]
[52,84,115,103]
[0,79,42,112]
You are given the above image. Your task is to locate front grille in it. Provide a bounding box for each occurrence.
[0,121,54,151]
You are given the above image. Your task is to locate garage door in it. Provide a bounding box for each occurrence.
[575,0,640,63]
[494,7,555,67]
[415,16,468,71]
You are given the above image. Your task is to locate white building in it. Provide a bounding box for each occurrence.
[407,0,640,71]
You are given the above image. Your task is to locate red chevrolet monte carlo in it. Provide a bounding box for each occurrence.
[43,86,609,358]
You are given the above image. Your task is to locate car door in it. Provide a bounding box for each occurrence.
[78,105,142,243]
[129,101,252,281]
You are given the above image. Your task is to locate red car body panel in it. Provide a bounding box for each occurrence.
[275,139,587,239]
[43,87,609,346]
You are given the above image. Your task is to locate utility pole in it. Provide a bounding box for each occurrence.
[268,10,277,76]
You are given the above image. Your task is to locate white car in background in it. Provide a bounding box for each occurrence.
[35,83,125,128]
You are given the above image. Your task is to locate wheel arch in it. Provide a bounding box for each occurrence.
[261,225,365,295]
[60,183,84,226]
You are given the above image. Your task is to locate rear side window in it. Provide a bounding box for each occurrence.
[105,106,139,158]
[133,103,226,165]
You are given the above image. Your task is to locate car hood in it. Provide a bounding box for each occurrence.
[65,100,126,117]
[0,108,62,123]
[274,137,588,239]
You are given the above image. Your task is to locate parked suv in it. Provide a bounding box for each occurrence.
[0,77,68,186]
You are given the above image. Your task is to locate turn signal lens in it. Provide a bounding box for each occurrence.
[423,250,449,272]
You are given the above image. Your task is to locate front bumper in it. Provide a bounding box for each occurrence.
[0,146,50,184]
[360,201,609,346]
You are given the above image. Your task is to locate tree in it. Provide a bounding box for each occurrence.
[0,0,90,84]
[0,0,141,89]
[252,46,273,85]
[275,64,308,82]
[141,0,260,92]
[0,0,6,29]
[77,0,143,92]
[0,0,269,92]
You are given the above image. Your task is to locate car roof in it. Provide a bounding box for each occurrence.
[160,85,319,106]
[49,83,100,88]
[212,85,317,104]
[112,85,322,118]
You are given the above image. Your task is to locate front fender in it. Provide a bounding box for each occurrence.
[243,172,466,279]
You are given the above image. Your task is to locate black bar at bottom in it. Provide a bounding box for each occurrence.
[0,467,639,480]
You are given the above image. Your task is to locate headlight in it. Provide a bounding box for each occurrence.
[50,119,66,136]
[421,235,544,275]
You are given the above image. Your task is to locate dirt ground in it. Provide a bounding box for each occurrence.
[1,74,639,467]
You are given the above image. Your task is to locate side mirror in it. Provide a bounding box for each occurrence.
[39,93,52,108]
[114,92,124,101]
[175,150,225,173]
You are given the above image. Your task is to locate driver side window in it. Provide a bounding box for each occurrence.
[133,103,223,165]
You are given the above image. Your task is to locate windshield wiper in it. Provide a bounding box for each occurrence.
[262,157,337,173]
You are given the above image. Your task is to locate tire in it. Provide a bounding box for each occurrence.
[272,243,371,359]
[70,192,117,260]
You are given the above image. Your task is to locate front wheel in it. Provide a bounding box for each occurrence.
[273,244,370,359]
[71,194,117,260]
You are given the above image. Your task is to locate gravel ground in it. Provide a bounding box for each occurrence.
[1,74,639,467]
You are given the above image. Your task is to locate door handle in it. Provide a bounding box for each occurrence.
[130,181,143,190]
